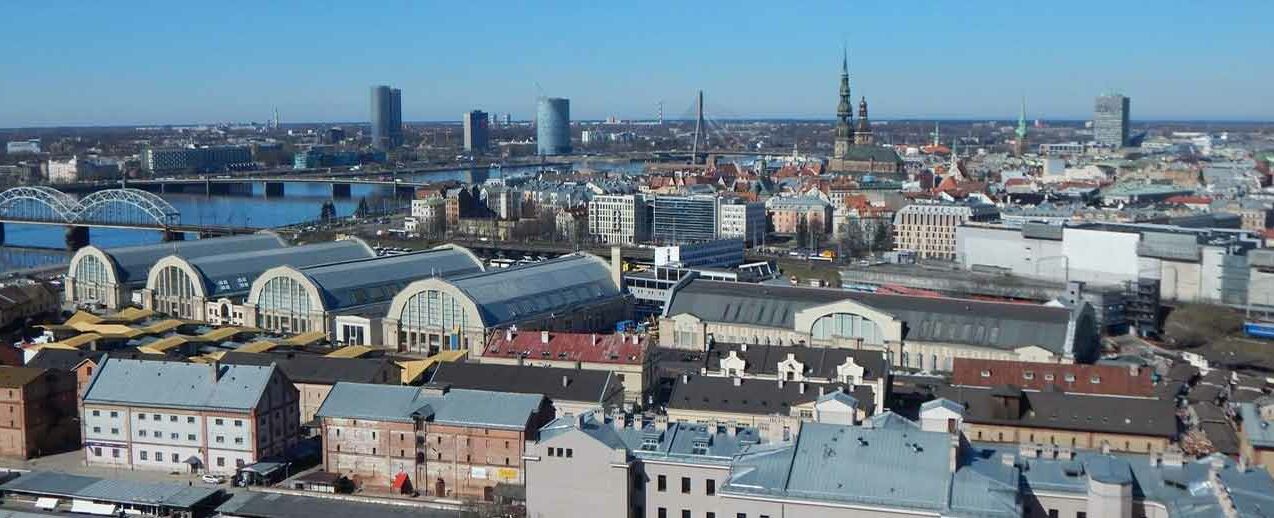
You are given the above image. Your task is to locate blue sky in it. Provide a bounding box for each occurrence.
[2,1,1271,126]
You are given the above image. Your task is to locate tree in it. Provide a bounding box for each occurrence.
[319,200,336,222]
[871,220,893,252]
[355,197,370,219]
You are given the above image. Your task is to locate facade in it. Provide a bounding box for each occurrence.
[66,233,288,310]
[701,342,889,412]
[46,156,120,183]
[0,282,59,329]
[588,194,650,245]
[410,197,448,236]
[666,374,872,442]
[479,330,654,404]
[766,195,833,235]
[462,110,489,152]
[893,202,999,260]
[316,383,552,499]
[652,195,719,244]
[428,362,623,417]
[1094,93,1131,148]
[717,198,766,245]
[382,253,628,355]
[0,366,79,459]
[370,85,403,150]
[654,239,744,268]
[140,239,375,321]
[81,358,300,474]
[536,97,571,155]
[659,278,1100,371]
[142,146,253,173]
[952,358,1154,397]
[244,245,484,338]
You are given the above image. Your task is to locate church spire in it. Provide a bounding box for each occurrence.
[855,96,872,145]
[834,47,854,158]
[1015,97,1028,156]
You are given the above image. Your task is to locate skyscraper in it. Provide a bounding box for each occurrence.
[1094,93,1130,148]
[463,110,489,152]
[370,85,403,150]
[536,97,571,155]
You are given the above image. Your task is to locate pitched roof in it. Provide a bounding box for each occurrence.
[443,253,620,327]
[26,349,105,371]
[0,470,220,509]
[82,358,279,412]
[667,375,875,416]
[295,246,483,311]
[428,362,617,405]
[178,239,374,297]
[0,366,50,388]
[87,232,287,286]
[316,383,543,430]
[951,358,1154,397]
[219,351,399,385]
[483,330,649,365]
[705,342,887,382]
[215,491,474,518]
[935,385,1177,438]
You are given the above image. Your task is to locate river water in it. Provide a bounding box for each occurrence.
[0,161,646,274]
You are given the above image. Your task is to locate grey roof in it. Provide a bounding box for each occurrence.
[0,471,219,509]
[297,246,483,311]
[837,145,904,165]
[539,412,761,465]
[428,362,618,406]
[180,239,373,297]
[315,382,543,430]
[667,374,875,416]
[705,342,888,381]
[935,385,1178,438]
[95,232,286,286]
[82,357,278,412]
[219,351,399,385]
[666,279,1076,353]
[444,253,620,327]
[721,422,1020,517]
[216,491,476,518]
[1237,403,1274,449]
[26,349,104,371]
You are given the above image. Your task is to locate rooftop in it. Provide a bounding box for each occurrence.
[82,232,286,287]
[428,362,618,405]
[82,357,279,412]
[315,383,543,430]
[667,374,875,416]
[0,471,220,509]
[483,330,648,365]
[219,351,398,386]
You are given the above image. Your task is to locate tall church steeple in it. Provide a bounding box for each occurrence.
[1014,97,1028,156]
[834,48,854,159]
[855,96,872,145]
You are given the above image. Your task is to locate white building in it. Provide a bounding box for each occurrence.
[409,197,447,236]
[717,198,766,245]
[588,194,650,245]
[46,156,121,183]
[654,239,744,268]
[893,202,999,260]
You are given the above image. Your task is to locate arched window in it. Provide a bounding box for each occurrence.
[256,276,314,332]
[73,254,110,303]
[153,265,197,318]
[398,289,469,352]
[810,313,882,344]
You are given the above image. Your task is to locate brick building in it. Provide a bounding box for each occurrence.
[951,358,1155,397]
[0,366,79,459]
[316,383,552,500]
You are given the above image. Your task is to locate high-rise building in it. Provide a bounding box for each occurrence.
[588,194,649,245]
[652,195,719,244]
[370,85,403,150]
[536,97,571,155]
[1094,93,1130,148]
[462,110,489,152]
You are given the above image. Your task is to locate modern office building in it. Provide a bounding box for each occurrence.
[893,202,999,260]
[370,85,403,150]
[588,194,650,245]
[462,110,489,152]
[1094,93,1131,148]
[652,195,718,244]
[654,239,744,268]
[536,97,571,155]
[716,198,766,245]
[80,358,300,474]
[142,146,253,173]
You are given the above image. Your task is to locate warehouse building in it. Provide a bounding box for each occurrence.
[242,246,484,338]
[140,239,375,322]
[382,253,627,356]
[66,233,287,310]
[659,278,1098,371]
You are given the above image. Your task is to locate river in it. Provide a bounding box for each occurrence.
[0,161,647,274]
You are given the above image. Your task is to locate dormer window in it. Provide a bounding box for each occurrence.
[1064,374,1076,383]
[1023,371,1035,381]
[980,370,992,378]
[1044,373,1055,381]
[1090,375,1101,384]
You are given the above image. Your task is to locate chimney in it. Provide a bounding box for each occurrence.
[949,435,960,472]
[778,378,786,388]
[740,343,747,352]
[799,382,806,395]
[610,245,623,290]
[562,375,570,388]
[210,361,222,382]
[681,373,690,384]
[818,386,825,397]
[612,411,628,430]
[541,330,550,344]
[654,414,668,431]
[505,328,512,341]
[591,334,597,346]
[733,377,742,387]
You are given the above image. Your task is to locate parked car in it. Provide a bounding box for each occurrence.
[201,474,226,485]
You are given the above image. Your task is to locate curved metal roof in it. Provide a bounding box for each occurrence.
[91,232,286,286]
[179,239,374,297]
[446,253,619,326]
[299,246,483,311]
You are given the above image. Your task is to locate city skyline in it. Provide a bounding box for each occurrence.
[2,1,1273,127]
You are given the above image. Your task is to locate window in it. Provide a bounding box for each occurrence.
[681,477,691,494]
[1077,513,1087,518]
[169,415,177,422]
[658,509,667,518]
[187,417,195,424]
[216,436,225,443]
[215,418,224,426]
[93,447,102,457]
[112,449,120,458]
[1048,510,1059,518]
[92,410,100,417]
[140,451,147,460]
[92,426,101,433]
[217,457,225,467]
[706,479,715,495]
[1023,371,1035,380]
[979,370,991,378]
[565,448,573,458]
[234,420,243,427]
[110,428,119,435]
[1063,374,1075,383]
[138,430,146,437]
[546,448,554,457]
[152,414,161,421]
[139,414,146,420]
[171,453,178,462]
[657,475,667,492]
[708,514,716,518]
[681,511,691,518]
[737,514,747,518]
[152,431,161,438]
[110,411,118,418]
[188,434,196,441]
[154,451,162,460]
[171,433,179,440]
[234,437,243,445]
[1090,375,1101,384]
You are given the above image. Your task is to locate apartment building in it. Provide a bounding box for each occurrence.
[479,330,654,404]
[315,383,552,500]
[81,358,300,474]
[0,366,79,459]
[717,198,766,245]
[894,202,998,260]
[765,195,833,235]
[409,197,448,236]
[588,194,650,245]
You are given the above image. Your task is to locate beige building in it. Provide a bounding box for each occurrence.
[588,194,649,245]
[893,202,999,260]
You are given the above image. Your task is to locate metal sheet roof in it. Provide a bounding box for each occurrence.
[447,253,619,326]
[0,471,219,509]
[298,247,483,311]
[315,383,543,430]
[82,357,276,411]
[97,233,286,286]
[183,239,374,297]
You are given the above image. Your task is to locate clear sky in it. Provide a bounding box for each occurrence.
[2,1,1271,127]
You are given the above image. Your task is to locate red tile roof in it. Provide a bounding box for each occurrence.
[484,331,649,365]
[951,358,1154,397]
